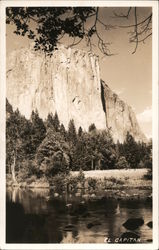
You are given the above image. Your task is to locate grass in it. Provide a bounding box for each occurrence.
[72,168,148,179]
[71,168,151,189]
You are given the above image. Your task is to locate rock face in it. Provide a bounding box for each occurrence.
[7,45,106,131]
[101,80,147,142]
[6,45,147,142]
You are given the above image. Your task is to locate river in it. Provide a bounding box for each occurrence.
[6,187,152,244]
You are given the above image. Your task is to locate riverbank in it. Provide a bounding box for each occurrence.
[6,168,152,201]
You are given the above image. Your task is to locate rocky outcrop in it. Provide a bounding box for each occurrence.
[101,80,147,142]
[6,45,147,142]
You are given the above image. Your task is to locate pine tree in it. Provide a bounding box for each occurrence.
[46,113,54,130]
[6,98,13,115]
[78,126,83,137]
[18,115,33,157]
[67,119,77,145]
[123,132,140,168]
[59,123,67,140]
[53,112,60,132]
[30,110,46,154]
[88,123,96,133]
[71,133,86,170]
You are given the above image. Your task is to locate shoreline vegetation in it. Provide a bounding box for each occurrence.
[7,168,152,201]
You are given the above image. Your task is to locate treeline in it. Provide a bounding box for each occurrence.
[6,99,152,181]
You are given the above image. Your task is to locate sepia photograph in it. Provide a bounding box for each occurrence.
[0,1,158,249]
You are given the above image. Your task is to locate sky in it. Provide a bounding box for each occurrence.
[6,7,152,138]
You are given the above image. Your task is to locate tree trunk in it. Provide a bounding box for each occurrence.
[91,159,94,170]
[11,153,16,182]
[94,160,96,170]
[98,159,101,170]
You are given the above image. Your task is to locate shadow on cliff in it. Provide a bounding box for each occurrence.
[100,80,106,113]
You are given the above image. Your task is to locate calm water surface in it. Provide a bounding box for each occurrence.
[6,187,152,243]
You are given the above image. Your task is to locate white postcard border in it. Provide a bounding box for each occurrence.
[0,1,158,250]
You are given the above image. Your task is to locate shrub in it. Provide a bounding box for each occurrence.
[16,168,29,182]
[77,169,85,182]
[144,168,152,180]
[109,177,124,185]
[115,156,129,169]
[144,159,152,169]
[26,175,37,184]
[138,160,145,168]
[50,173,68,193]
[87,177,97,190]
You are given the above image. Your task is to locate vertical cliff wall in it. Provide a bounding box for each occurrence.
[7,45,106,131]
[101,80,147,142]
[6,45,147,142]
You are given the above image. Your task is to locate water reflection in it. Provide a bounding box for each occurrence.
[6,188,152,243]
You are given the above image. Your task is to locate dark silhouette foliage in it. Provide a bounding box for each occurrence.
[6,7,152,55]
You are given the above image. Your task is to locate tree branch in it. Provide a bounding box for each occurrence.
[88,7,113,56]
[132,7,138,54]
[113,7,132,19]
[118,14,152,28]
[115,7,152,54]
[138,33,152,43]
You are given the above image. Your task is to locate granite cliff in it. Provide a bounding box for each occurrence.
[101,80,147,142]
[6,45,147,142]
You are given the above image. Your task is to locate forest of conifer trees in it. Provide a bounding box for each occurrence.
[6,99,152,183]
